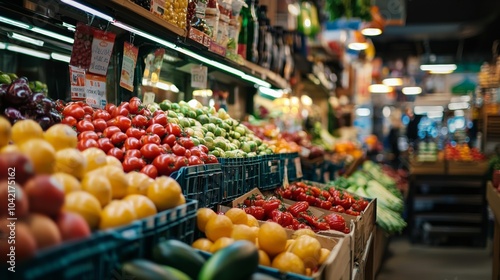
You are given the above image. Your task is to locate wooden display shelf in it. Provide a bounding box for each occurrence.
[409,159,446,175]
[447,160,489,176]
[486,182,500,280]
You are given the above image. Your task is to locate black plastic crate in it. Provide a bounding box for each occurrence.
[4,223,141,280]
[281,152,302,183]
[136,199,198,258]
[218,158,246,202]
[243,157,261,192]
[259,154,283,190]
[172,163,222,208]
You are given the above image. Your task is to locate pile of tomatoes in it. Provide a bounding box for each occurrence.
[59,97,218,179]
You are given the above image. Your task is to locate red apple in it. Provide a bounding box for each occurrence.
[55,211,91,241]
[0,152,35,185]
[0,180,29,218]
[26,213,62,249]
[24,175,65,217]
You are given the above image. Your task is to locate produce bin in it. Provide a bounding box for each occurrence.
[447,160,489,175]
[219,157,261,202]
[487,182,500,279]
[281,152,303,183]
[409,159,446,175]
[5,223,141,280]
[172,163,222,208]
[136,199,198,258]
[259,154,283,190]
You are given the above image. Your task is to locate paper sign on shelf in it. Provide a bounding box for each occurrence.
[85,74,107,109]
[191,65,208,88]
[143,92,156,105]
[294,157,303,178]
[119,42,139,92]
[69,65,86,101]
[89,30,116,76]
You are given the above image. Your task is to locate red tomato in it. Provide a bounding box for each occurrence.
[75,101,86,107]
[140,143,162,160]
[63,104,85,120]
[119,102,130,111]
[93,109,111,121]
[110,132,128,146]
[77,138,98,151]
[78,131,99,141]
[188,156,203,166]
[190,147,202,157]
[76,120,94,132]
[82,105,94,115]
[146,124,166,138]
[161,144,172,153]
[174,156,188,171]
[92,119,107,132]
[132,115,149,128]
[122,157,146,173]
[97,138,114,153]
[62,116,77,127]
[103,126,121,138]
[139,108,152,117]
[178,137,194,149]
[199,152,208,163]
[129,97,141,114]
[198,145,209,154]
[126,127,146,139]
[206,154,218,164]
[107,147,125,161]
[124,137,142,150]
[125,149,142,158]
[153,110,164,117]
[104,104,116,114]
[83,114,92,122]
[166,123,182,137]
[172,143,186,156]
[140,134,161,145]
[152,154,176,176]
[115,115,132,132]
[150,113,167,126]
[162,134,177,147]
[184,149,191,158]
[113,106,129,117]
[140,164,158,179]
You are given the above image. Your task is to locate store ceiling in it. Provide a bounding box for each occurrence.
[372,0,500,61]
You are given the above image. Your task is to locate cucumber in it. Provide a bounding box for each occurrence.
[122,259,187,280]
[162,265,193,280]
[198,240,259,280]
[153,239,205,279]
[249,273,280,280]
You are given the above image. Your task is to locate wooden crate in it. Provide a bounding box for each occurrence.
[409,159,446,175]
[487,182,500,280]
[447,160,489,176]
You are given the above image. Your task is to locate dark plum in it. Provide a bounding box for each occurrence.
[49,110,62,123]
[5,78,32,105]
[31,92,45,104]
[36,116,52,130]
[4,107,25,123]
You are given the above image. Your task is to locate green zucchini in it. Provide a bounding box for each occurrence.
[122,259,187,280]
[153,239,205,280]
[198,240,259,280]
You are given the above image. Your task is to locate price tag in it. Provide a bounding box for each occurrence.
[143,92,156,105]
[300,147,310,158]
[89,30,116,76]
[69,65,86,101]
[151,0,166,16]
[191,65,207,88]
[119,42,138,92]
[294,157,303,178]
[85,74,107,109]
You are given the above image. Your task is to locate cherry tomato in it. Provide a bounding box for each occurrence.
[77,138,98,151]
[140,134,161,145]
[124,137,142,150]
[129,97,142,114]
[162,134,177,147]
[146,123,166,138]
[83,114,92,122]
[140,143,162,160]
[105,104,116,114]
[92,119,107,132]
[166,123,182,137]
[177,137,194,149]
[126,127,146,139]
[140,164,158,179]
[103,126,121,138]
[97,137,114,153]
[150,113,167,126]
[152,153,176,176]
[132,115,149,128]
[205,154,218,164]
[125,149,142,158]
[184,149,191,158]
[93,109,111,121]
[82,105,94,115]
[122,156,146,173]
[174,156,188,171]
[76,120,94,132]
[63,104,85,120]
[198,145,209,154]
[115,115,132,132]
[62,116,77,127]
[172,143,186,156]
[139,108,152,117]
[107,147,125,161]
[188,155,203,166]
[78,131,99,141]
[119,102,130,111]
[110,132,128,146]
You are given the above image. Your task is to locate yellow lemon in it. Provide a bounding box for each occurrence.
[205,215,233,242]
[55,148,87,179]
[52,172,81,193]
[192,238,213,252]
[224,208,248,225]
[11,119,43,145]
[44,124,77,151]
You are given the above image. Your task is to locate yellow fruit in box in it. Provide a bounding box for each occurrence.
[147,176,182,211]
[176,194,186,206]
[0,116,11,148]
[1,144,20,154]
[81,147,107,173]
[231,224,257,244]
[44,124,77,151]
[123,194,157,219]
[285,239,296,251]
[11,119,43,145]
[64,191,102,229]
[93,166,128,199]
[258,222,287,257]
[197,208,217,232]
[20,139,55,174]
[210,237,234,253]
[271,252,305,275]
[55,148,87,179]
[292,228,316,239]
[258,250,271,266]
[318,248,331,265]
[205,215,233,242]
[224,208,248,225]
[106,155,123,169]
[81,171,112,207]
[99,200,137,230]
[192,238,213,252]
[246,214,259,227]
[126,171,154,196]
[52,172,81,193]
[288,235,322,269]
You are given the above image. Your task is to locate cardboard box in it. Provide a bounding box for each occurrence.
[487,182,500,280]
[373,226,390,275]
[447,160,489,176]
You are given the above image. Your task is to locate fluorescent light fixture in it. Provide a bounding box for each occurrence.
[348,42,368,51]
[62,22,76,32]
[288,3,300,15]
[9,32,44,46]
[6,44,50,59]
[31,27,74,44]
[112,21,176,49]
[0,42,6,50]
[300,95,312,106]
[427,111,443,119]
[259,87,283,98]
[451,95,471,103]
[368,84,392,93]
[402,87,422,95]
[382,78,403,87]
[0,16,30,29]
[382,106,391,118]
[414,105,444,115]
[356,108,371,117]
[241,74,272,88]
[51,52,71,63]
[61,0,114,22]
[361,27,382,36]
[420,64,457,73]
[192,89,213,97]
[448,102,469,110]
[454,110,465,117]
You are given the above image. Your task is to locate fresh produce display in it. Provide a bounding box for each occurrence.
[444,143,486,161]
[276,181,369,215]
[280,130,325,160]
[192,207,333,276]
[0,118,186,264]
[380,164,409,195]
[59,97,218,178]
[0,74,61,129]
[244,123,301,153]
[332,161,406,233]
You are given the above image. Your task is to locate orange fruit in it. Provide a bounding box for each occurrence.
[231,224,257,244]
[81,171,112,207]
[258,250,271,266]
[271,252,305,275]
[126,171,154,196]
[246,214,259,227]
[106,156,123,169]
[19,139,55,174]
[292,229,316,239]
[224,208,248,225]
[44,124,77,151]
[11,119,43,145]
[258,222,287,257]
[289,235,322,269]
[63,191,102,229]
[0,145,19,154]
[52,172,81,193]
[285,239,296,251]
[147,176,182,211]
[319,248,331,265]
[123,194,157,219]
[197,208,217,232]
[210,237,234,253]
[176,194,186,206]
[99,200,137,230]
[192,238,213,252]
[94,166,128,199]
[205,215,233,242]
[81,148,107,174]
[0,116,11,148]
[54,148,87,179]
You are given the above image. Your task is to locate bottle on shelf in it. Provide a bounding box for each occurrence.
[283,30,295,80]
[246,0,259,64]
[271,26,285,75]
[237,2,250,59]
[227,0,246,57]
[257,5,271,69]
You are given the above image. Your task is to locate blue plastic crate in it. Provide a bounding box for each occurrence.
[218,158,246,202]
[172,163,222,208]
[4,223,141,280]
[243,157,261,192]
[135,199,198,258]
[281,152,302,183]
[259,154,283,190]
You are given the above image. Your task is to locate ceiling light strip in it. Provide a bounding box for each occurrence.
[9,32,44,46]
[6,44,51,59]
[60,0,114,22]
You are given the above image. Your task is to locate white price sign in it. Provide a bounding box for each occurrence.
[85,74,107,109]
[191,65,208,88]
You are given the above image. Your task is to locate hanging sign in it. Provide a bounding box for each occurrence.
[119,42,139,92]
[89,30,116,75]
[69,65,86,101]
[85,74,107,109]
[191,65,208,88]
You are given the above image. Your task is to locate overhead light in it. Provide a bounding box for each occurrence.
[427,111,443,119]
[448,102,469,110]
[192,89,213,97]
[382,106,391,118]
[382,78,403,87]
[356,108,371,117]
[51,52,71,63]
[62,22,76,32]
[259,87,283,99]
[451,95,470,103]
[6,44,50,59]
[60,0,114,22]
[454,110,465,117]
[288,3,300,16]
[348,42,368,51]
[300,95,312,106]
[8,32,44,46]
[241,74,272,88]
[414,105,444,115]
[0,42,6,50]
[368,84,392,93]
[420,64,457,74]
[402,87,422,95]
[0,16,74,44]
[361,27,382,36]
[0,16,30,29]
[361,6,384,37]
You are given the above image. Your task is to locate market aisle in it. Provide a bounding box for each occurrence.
[377,236,492,280]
